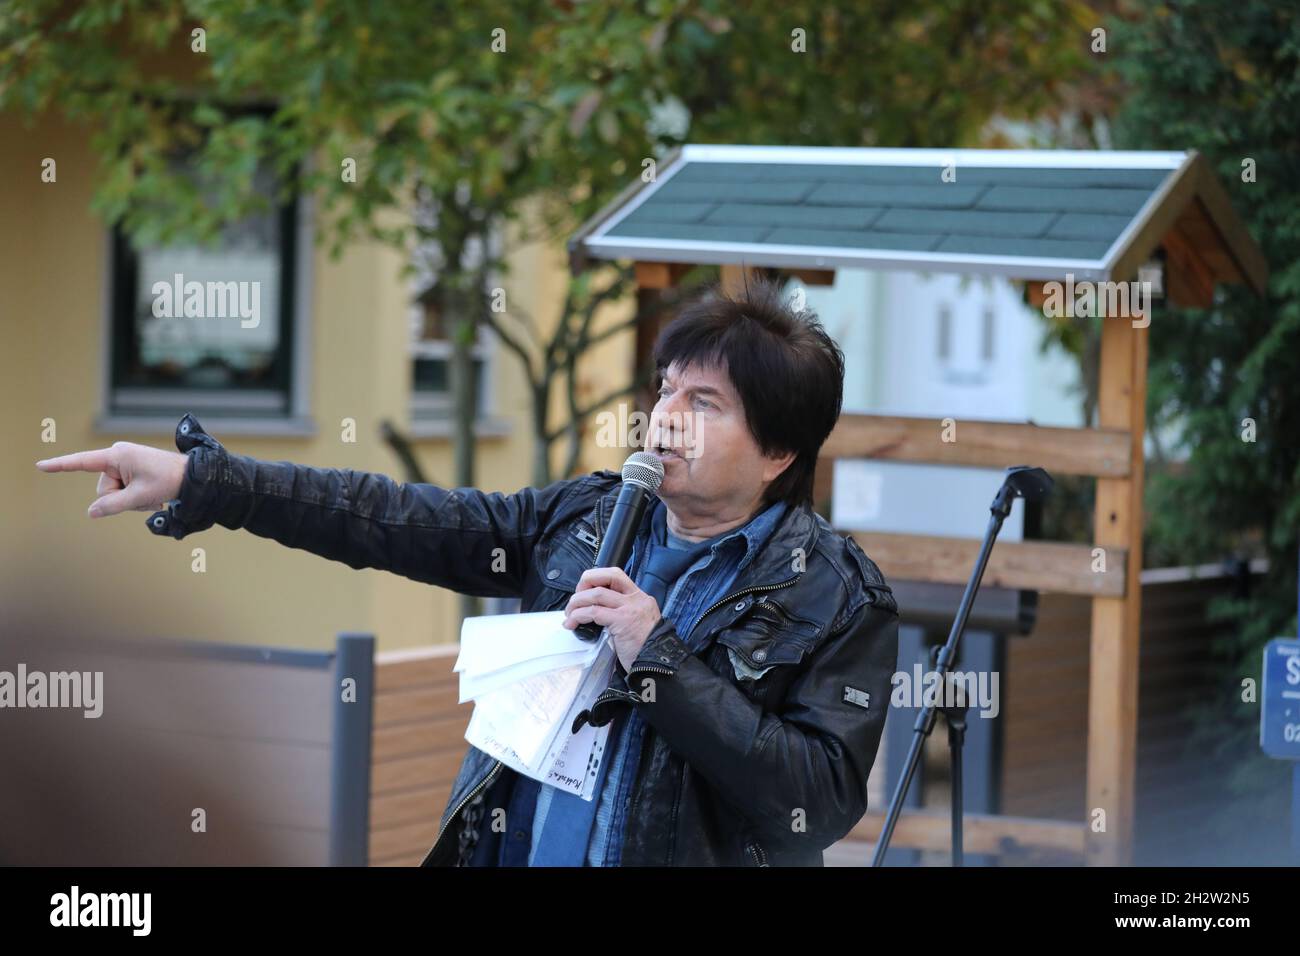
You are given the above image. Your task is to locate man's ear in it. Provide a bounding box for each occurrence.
[761,448,797,484]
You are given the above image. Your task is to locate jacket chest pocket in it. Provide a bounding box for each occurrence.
[712,601,820,709]
[535,523,598,611]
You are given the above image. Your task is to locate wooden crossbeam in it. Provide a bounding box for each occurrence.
[786,268,836,286]
[634,261,695,289]
[845,532,1126,597]
[822,413,1132,478]
[848,809,1087,857]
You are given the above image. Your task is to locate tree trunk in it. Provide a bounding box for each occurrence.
[531,381,551,488]
[451,305,481,624]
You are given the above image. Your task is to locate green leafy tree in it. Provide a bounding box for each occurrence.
[1,0,1095,469]
[2,0,1095,621]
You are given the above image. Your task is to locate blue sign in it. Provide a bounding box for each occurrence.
[1261,638,1300,760]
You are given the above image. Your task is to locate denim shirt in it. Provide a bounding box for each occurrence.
[579,496,788,866]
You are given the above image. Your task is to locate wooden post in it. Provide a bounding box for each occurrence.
[719,263,760,296]
[1086,312,1148,865]
[631,261,695,414]
[633,285,672,413]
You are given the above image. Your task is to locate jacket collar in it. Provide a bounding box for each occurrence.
[593,483,822,600]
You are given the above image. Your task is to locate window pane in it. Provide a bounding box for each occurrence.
[413,356,486,390]
[412,357,485,418]
[413,357,449,393]
[110,161,295,415]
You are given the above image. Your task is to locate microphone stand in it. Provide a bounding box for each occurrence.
[871,466,1053,867]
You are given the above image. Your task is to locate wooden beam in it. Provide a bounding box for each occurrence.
[634,261,693,289]
[719,263,760,296]
[786,268,836,286]
[812,454,835,518]
[1190,152,1269,295]
[844,532,1126,597]
[633,285,679,411]
[1163,226,1216,309]
[369,818,438,864]
[1085,316,1148,865]
[822,413,1132,478]
[847,809,1087,858]
[1025,281,1050,309]
[374,644,457,692]
[1174,197,1244,284]
[632,264,700,413]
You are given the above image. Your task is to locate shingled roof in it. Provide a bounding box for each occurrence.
[568,146,1267,291]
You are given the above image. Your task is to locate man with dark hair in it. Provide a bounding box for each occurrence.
[651,276,847,510]
[38,276,899,866]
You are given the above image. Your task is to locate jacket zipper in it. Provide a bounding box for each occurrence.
[754,597,801,620]
[747,839,770,867]
[694,575,801,630]
[429,760,503,864]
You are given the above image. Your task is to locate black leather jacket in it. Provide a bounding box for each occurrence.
[150,414,900,867]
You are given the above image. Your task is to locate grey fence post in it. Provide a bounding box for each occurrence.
[330,632,375,866]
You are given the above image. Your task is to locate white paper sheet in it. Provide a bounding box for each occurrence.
[459,611,622,799]
[453,611,594,675]
[457,647,600,703]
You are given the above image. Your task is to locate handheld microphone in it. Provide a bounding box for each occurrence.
[573,451,665,642]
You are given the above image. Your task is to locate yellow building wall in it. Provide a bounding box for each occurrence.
[1,109,635,654]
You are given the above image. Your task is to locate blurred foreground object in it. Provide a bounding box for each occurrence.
[0,619,373,865]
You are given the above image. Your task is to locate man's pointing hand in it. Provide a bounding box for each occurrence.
[36,442,188,518]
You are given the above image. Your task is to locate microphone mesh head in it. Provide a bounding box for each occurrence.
[622,451,665,494]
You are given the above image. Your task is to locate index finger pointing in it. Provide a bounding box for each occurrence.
[35,448,118,474]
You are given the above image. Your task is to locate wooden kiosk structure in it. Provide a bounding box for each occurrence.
[568,146,1268,865]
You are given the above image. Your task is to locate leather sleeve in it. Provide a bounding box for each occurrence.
[625,594,899,848]
[147,413,597,597]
